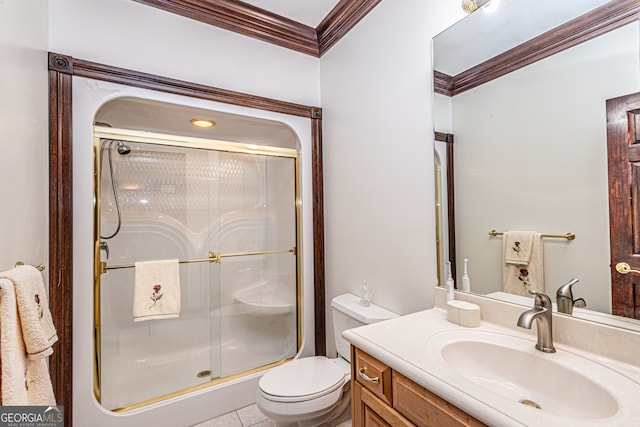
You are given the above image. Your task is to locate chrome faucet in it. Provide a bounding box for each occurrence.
[556,278,586,315]
[517,291,556,353]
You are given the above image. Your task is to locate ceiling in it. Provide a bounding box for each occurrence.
[240,0,342,27]
[132,0,381,57]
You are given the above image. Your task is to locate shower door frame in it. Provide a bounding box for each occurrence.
[48,52,326,426]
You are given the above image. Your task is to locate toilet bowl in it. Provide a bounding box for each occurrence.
[256,356,351,426]
[255,293,398,426]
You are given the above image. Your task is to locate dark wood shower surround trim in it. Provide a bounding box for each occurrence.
[434,0,640,96]
[311,109,326,356]
[72,58,317,118]
[131,0,381,57]
[48,53,74,427]
[47,52,327,424]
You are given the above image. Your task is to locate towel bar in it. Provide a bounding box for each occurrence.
[0,262,46,274]
[100,247,296,274]
[488,230,575,240]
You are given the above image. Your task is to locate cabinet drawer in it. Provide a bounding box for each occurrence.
[353,347,393,405]
[393,372,488,427]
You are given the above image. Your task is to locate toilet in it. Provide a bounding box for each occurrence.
[256,293,398,427]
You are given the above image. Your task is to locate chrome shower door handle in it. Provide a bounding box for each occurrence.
[615,262,640,275]
[358,368,379,384]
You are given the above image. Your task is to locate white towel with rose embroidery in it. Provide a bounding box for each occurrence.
[503,232,544,297]
[0,277,56,405]
[503,231,535,265]
[133,259,181,322]
[0,265,58,360]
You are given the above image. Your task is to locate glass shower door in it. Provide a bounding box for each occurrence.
[97,140,219,410]
[95,127,300,411]
[214,153,298,377]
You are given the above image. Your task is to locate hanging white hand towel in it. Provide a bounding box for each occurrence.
[503,232,544,297]
[0,277,56,406]
[0,265,58,360]
[133,259,181,322]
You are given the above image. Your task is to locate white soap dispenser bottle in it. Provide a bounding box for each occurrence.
[446,261,455,301]
[462,258,471,292]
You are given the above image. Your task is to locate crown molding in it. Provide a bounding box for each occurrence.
[317,0,381,56]
[131,0,380,57]
[433,70,453,97]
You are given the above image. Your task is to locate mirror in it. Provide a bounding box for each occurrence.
[433,0,640,330]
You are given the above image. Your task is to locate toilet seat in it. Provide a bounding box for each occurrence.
[259,356,347,403]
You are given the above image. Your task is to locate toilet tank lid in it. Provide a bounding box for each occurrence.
[330,293,399,324]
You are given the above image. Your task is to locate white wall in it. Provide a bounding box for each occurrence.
[0,1,49,271]
[452,23,640,312]
[320,0,464,355]
[48,0,321,106]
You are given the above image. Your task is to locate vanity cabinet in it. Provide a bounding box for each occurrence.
[352,347,487,427]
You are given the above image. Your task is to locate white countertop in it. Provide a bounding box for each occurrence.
[342,306,640,427]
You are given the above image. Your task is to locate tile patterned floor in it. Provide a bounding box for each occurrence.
[192,404,352,427]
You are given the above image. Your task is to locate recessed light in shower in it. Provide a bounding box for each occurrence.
[190,118,216,128]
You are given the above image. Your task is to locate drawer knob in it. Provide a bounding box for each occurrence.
[358,368,380,384]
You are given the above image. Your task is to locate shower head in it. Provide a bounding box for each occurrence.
[116,141,131,155]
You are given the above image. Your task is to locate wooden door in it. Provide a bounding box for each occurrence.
[607,91,640,319]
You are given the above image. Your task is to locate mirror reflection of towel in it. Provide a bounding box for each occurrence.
[133,259,181,322]
[504,231,535,265]
[503,232,544,297]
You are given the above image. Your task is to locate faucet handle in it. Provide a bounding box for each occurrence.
[528,290,552,308]
[556,278,579,298]
[100,241,110,259]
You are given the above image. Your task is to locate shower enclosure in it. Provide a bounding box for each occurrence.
[93,126,300,411]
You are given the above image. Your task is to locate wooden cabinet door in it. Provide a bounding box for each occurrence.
[607,91,640,318]
[393,372,487,427]
[353,382,413,427]
[363,406,392,427]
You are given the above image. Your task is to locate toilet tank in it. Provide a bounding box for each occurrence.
[331,293,399,362]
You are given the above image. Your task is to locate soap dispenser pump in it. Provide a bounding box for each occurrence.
[446,261,455,301]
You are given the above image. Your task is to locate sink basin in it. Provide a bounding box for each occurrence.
[425,329,640,423]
